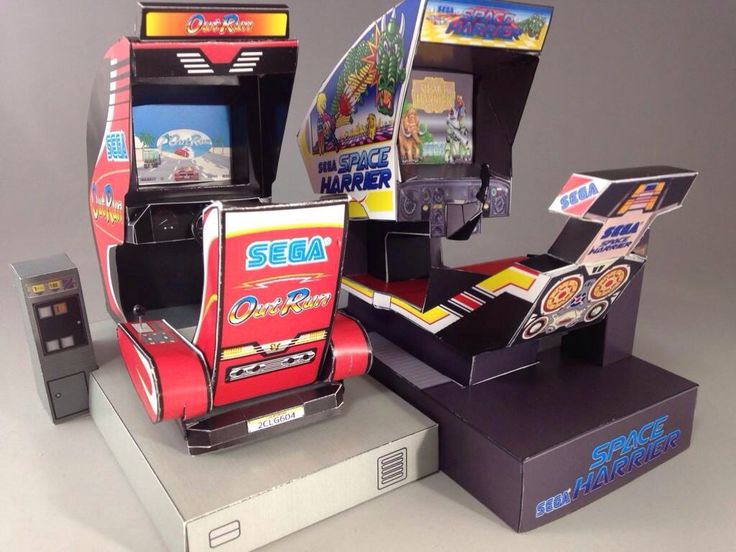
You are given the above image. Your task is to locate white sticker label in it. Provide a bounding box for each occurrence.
[132,322,154,334]
[247,405,305,433]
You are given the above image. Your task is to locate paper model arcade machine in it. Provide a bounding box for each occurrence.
[300,0,699,531]
[88,3,371,454]
[298,0,557,377]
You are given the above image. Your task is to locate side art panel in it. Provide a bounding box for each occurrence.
[118,321,210,422]
[297,0,425,220]
[88,37,132,322]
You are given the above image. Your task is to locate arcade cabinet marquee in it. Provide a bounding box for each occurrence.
[87,3,371,454]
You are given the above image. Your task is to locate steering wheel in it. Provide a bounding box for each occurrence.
[190,209,205,245]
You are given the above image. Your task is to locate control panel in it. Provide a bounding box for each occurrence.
[126,202,209,244]
[132,322,178,345]
[397,178,510,237]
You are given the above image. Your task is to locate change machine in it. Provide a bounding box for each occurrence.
[300,0,699,531]
[88,3,371,454]
[10,254,97,423]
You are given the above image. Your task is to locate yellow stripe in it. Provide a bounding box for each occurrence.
[237,272,327,289]
[297,128,310,159]
[363,190,394,213]
[348,201,369,219]
[202,293,218,313]
[476,267,535,295]
[341,277,375,299]
[220,330,327,361]
[342,277,449,325]
[221,344,258,361]
[293,330,328,344]
[390,297,449,324]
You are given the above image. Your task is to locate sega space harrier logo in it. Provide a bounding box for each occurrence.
[245,236,330,271]
[318,146,393,194]
[535,415,682,519]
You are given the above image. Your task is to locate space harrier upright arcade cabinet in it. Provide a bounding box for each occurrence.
[300,0,699,531]
[87,3,371,455]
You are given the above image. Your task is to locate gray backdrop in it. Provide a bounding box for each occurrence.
[1,1,735,550]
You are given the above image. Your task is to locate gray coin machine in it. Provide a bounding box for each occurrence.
[10,254,97,423]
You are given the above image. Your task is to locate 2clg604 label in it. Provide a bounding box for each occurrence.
[247,405,306,433]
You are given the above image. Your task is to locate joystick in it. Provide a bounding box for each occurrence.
[133,304,146,325]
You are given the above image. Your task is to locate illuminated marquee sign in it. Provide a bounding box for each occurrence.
[142,8,288,39]
[420,0,553,52]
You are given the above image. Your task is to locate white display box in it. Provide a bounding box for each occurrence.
[88,322,438,552]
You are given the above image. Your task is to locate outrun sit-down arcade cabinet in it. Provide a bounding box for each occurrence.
[88,3,371,454]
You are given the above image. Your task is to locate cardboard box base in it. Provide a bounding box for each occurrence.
[369,333,697,532]
[88,323,438,552]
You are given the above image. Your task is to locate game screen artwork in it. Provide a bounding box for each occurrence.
[399,70,473,165]
[132,104,231,186]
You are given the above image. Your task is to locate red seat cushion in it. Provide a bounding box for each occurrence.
[349,273,429,308]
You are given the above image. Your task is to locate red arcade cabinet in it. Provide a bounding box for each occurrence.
[87,3,371,454]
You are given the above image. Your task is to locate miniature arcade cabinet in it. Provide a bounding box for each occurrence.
[87,3,371,454]
[10,254,97,423]
[300,0,699,531]
[298,0,555,378]
[87,2,297,327]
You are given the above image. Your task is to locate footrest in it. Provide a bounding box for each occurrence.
[183,382,344,454]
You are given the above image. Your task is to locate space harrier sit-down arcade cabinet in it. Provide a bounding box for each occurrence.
[87,3,372,454]
[299,0,699,532]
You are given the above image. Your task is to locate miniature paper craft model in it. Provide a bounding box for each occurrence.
[299,0,699,531]
[298,0,696,380]
[10,255,98,424]
[87,3,371,454]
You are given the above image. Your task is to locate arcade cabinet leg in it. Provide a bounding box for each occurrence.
[561,267,644,366]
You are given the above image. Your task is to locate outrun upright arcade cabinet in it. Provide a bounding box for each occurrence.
[88,3,371,454]
[300,0,699,530]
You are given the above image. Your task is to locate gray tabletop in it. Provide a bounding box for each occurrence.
[1,274,734,551]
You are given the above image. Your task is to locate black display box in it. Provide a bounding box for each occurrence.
[369,333,697,531]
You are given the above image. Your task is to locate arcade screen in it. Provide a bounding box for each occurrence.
[399,70,473,165]
[132,104,232,186]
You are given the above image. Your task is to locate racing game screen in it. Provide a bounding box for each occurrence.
[133,104,232,186]
[399,70,473,166]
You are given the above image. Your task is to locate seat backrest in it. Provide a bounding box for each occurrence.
[548,166,697,265]
[193,198,348,407]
